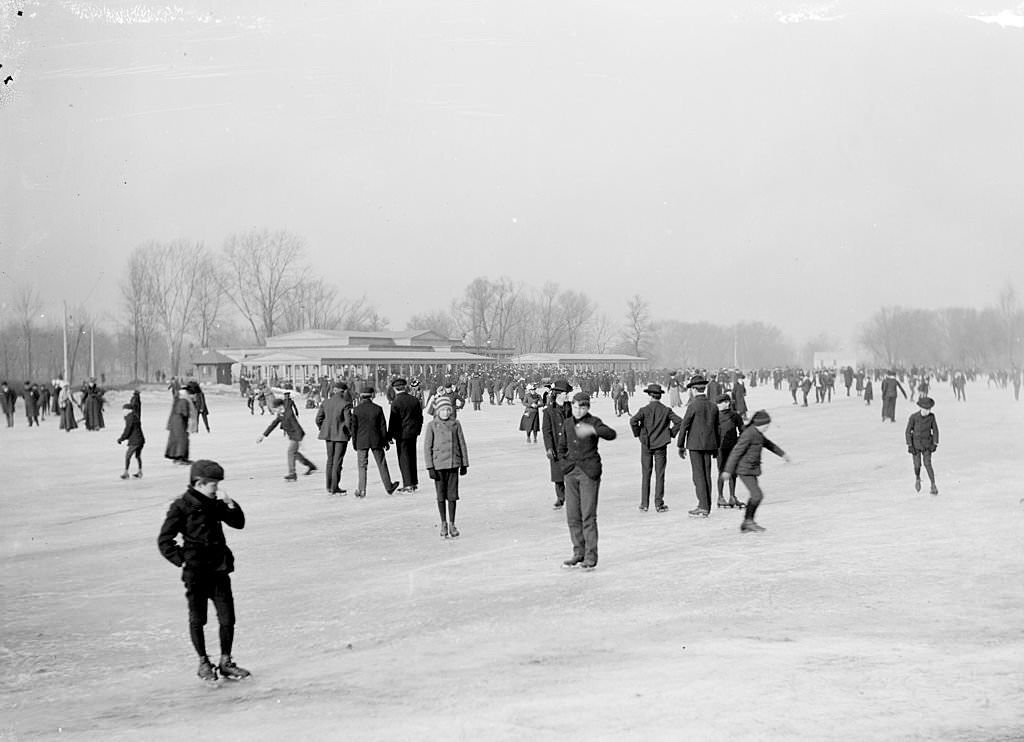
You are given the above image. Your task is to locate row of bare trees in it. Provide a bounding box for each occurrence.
[408,278,653,356]
[859,285,1024,369]
[120,229,387,378]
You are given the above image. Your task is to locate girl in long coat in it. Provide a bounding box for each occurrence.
[58,383,78,432]
[165,389,191,463]
[519,385,541,443]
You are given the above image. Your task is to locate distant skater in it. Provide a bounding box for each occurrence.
[116,403,145,479]
[905,396,939,495]
[880,370,907,423]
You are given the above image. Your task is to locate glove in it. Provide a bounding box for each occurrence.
[678,449,687,460]
[459,466,468,476]
[428,468,439,481]
[907,445,915,454]
[545,449,555,461]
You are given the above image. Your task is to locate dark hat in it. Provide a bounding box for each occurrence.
[551,379,574,393]
[750,410,771,426]
[391,378,407,388]
[190,459,225,482]
[360,385,375,396]
[572,392,591,404]
[737,373,746,379]
[644,383,665,395]
[185,380,200,393]
[716,394,731,404]
[917,396,935,410]
[686,374,709,389]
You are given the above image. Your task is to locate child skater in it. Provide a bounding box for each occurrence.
[116,402,145,479]
[864,377,874,406]
[423,398,469,539]
[721,409,791,533]
[905,396,939,494]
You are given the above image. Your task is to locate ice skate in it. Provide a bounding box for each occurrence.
[197,656,218,682]
[218,656,251,680]
[283,473,297,482]
[741,520,766,533]
[553,500,565,510]
[132,471,143,479]
[656,504,669,513]
[727,496,745,508]
[449,524,460,538]
[562,556,584,569]
[688,508,709,518]
[440,521,449,539]
[120,472,129,480]
[929,483,938,495]
[716,496,728,508]
[915,477,921,492]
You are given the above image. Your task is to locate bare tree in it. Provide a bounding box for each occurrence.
[338,295,388,331]
[559,290,594,353]
[453,277,523,348]
[587,312,614,354]
[623,294,653,357]
[13,285,43,379]
[122,248,159,381]
[407,308,456,338]
[144,240,205,375]
[996,283,1023,366]
[536,282,564,352]
[221,229,307,343]
[278,278,343,333]
[193,253,225,349]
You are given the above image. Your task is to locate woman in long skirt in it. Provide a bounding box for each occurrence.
[164,389,191,464]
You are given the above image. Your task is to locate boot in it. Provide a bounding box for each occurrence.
[197,656,217,682]
[440,521,449,539]
[914,477,921,492]
[929,483,938,495]
[716,495,728,508]
[449,523,460,538]
[728,495,745,508]
[741,520,766,533]
[218,656,251,680]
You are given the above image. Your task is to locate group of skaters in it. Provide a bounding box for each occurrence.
[0,376,108,431]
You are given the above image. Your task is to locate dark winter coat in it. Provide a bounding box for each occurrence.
[262,405,305,441]
[117,411,145,447]
[556,412,617,480]
[678,395,721,452]
[541,402,570,482]
[717,409,744,451]
[881,377,907,400]
[350,398,389,450]
[388,391,424,440]
[158,488,245,574]
[519,393,541,432]
[164,397,190,458]
[629,400,681,449]
[905,412,939,452]
[315,395,351,441]
[732,382,748,417]
[724,425,785,477]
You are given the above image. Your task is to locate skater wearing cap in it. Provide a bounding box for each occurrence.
[557,392,617,570]
[519,384,541,443]
[905,396,940,494]
[350,386,399,497]
[158,460,250,682]
[722,410,790,533]
[116,403,145,479]
[629,383,681,513]
[542,379,573,509]
[388,378,424,493]
[423,397,469,538]
[677,374,721,518]
[257,397,317,481]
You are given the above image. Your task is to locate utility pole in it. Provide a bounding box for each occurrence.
[90,321,95,378]
[62,301,69,382]
[733,325,739,368]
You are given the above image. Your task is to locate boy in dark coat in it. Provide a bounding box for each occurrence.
[158,460,250,682]
[315,383,352,495]
[629,383,681,512]
[557,392,617,570]
[722,410,790,533]
[257,397,317,481]
[905,396,939,494]
[388,378,424,493]
[116,402,145,479]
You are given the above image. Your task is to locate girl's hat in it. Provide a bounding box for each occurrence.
[435,398,453,414]
[750,410,771,426]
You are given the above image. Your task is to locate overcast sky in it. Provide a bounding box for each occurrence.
[2,0,1023,347]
